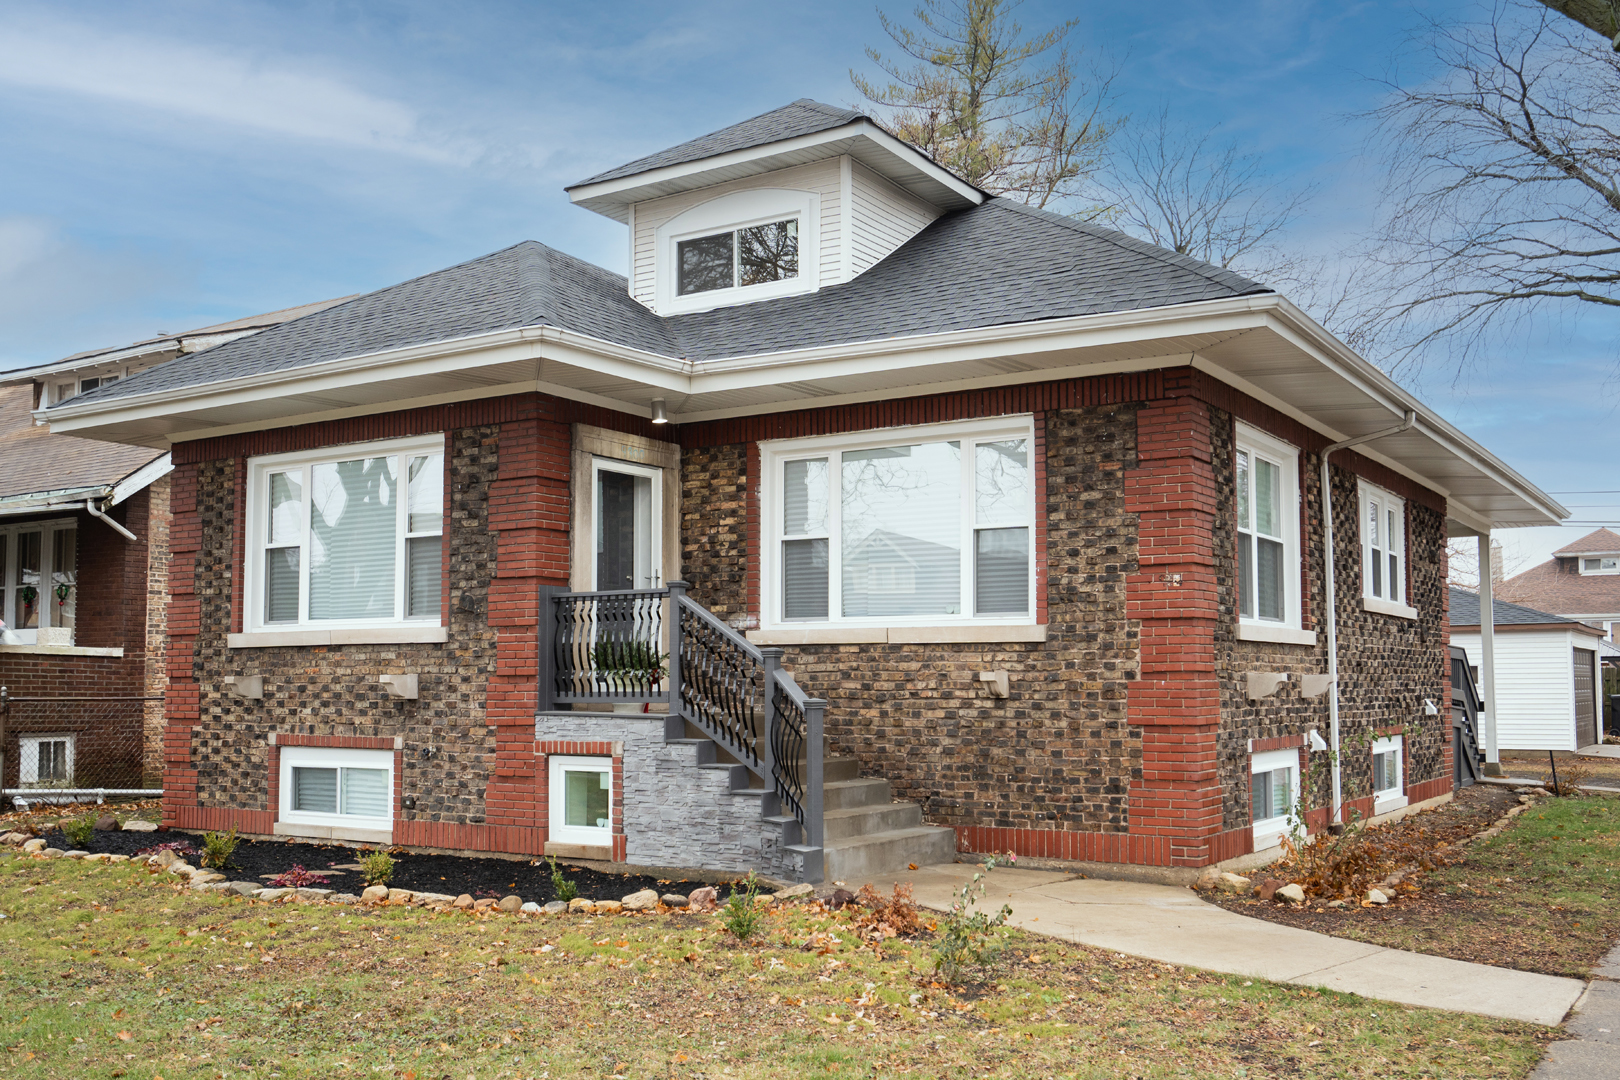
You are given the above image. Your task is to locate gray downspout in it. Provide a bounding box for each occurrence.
[1321,410,1416,827]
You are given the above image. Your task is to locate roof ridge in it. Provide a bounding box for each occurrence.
[988,198,1270,297]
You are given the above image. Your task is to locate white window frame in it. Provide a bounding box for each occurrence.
[1579,556,1620,576]
[1371,735,1407,814]
[17,733,75,788]
[590,458,664,591]
[243,434,444,634]
[277,746,394,835]
[1359,481,1416,619]
[0,517,78,646]
[547,755,614,847]
[655,188,820,314]
[1234,423,1304,637]
[759,416,1038,632]
[1250,747,1300,850]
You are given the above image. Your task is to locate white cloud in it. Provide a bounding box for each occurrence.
[0,15,472,163]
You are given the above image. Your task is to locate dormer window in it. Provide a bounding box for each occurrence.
[655,188,819,314]
[1581,557,1620,575]
[679,219,799,296]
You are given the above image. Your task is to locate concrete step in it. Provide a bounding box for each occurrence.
[823,778,892,811]
[822,801,924,841]
[822,825,957,882]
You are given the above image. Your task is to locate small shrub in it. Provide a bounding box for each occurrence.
[547,856,578,903]
[932,857,1012,984]
[361,848,394,886]
[200,825,239,869]
[1549,761,1593,797]
[60,817,97,848]
[267,865,325,888]
[720,873,765,939]
[854,882,924,940]
[1275,813,1398,900]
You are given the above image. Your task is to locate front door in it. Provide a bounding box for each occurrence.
[593,459,662,592]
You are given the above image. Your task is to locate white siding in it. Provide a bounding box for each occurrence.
[1452,629,1578,750]
[630,159,843,309]
[848,160,941,277]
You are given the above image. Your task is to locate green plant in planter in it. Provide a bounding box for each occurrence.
[60,816,96,848]
[591,640,667,691]
[200,825,239,869]
[361,848,395,886]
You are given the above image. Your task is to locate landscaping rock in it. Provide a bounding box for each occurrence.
[497,895,523,913]
[1327,899,1348,908]
[227,882,260,896]
[328,894,359,904]
[1367,888,1390,905]
[543,900,568,914]
[387,888,416,904]
[167,862,195,876]
[1275,883,1307,905]
[1217,872,1253,895]
[123,820,159,832]
[191,872,227,885]
[94,815,121,831]
[107,854,129,864]
[1193,866,1222,891]
[621,889,658,912]
[21,839,45,854]
[661,893,689,908]
[595,900,624,915]
[193,882,233,893]
[687,886,719,911]
[295,888,332,900]
[361,885,389,903]
[520,902,543,915]
[42,848,65,858]
[773,883,814,902]
[1254,878,1285,902]
[83,853,114,863]
[2,832,29,845]
[451,895,475,910]
[257,888,293,901]
[412,892,456,905]
[64,850,89,859]
[567,898,596,914]
[754,894,776,908]
[149,850,178,868]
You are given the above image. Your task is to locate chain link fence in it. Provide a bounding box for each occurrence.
[0,689,162,809]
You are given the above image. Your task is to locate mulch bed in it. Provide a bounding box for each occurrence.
[29,825,711,904]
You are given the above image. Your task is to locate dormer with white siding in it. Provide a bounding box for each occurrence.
[566,100,984,315]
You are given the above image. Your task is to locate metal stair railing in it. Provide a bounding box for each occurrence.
[538,581,824,869]
[1449,645,1485,788]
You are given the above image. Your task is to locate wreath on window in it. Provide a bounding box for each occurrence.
[55,583,71,607]
[19,585,36,611]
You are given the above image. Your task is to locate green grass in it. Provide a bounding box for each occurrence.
[0,850,1556,1078]
[1319,795,1620,978]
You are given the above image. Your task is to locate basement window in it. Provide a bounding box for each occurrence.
[1251,748,1299,850]
[17,734,74,788]
[1372,735,1407,814]
[278,747,393,834]
[548,756,613,847]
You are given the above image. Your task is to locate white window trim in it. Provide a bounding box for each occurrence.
[1579,556,1620,576]
[655,188,820,315]
[1371,735,1407,815]
[243,434,444,635]
[1250,747,1300,851]
[0,517,78,646]
[759,416,1038,632]
[277,746,394,838]
[16,733,75,788]
[1358,480,1416,618]
[589,457,664,591]
[1234,422,1303,633]
[548,755,614,847]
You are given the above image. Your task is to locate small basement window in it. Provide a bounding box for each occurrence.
[548,755,613,847]
[278,747,393,834]
[1372,735,1407,814]
[1251,748,1299,850]
[17,734,74,788]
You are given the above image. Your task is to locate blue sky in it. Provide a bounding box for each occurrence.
[2,0,1616,568]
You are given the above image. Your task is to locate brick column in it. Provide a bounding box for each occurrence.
[1124,391,1223,866]
[161,462,204,825]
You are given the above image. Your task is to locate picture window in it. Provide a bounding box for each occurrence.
[678,218,799,295]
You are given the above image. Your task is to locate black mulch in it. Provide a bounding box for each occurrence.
[35,826,717,905]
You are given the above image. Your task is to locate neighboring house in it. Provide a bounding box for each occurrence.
[1449,588,1615,750]
[1496,528,1620,642]
[39,99,1564,881]
[0,300,346,798]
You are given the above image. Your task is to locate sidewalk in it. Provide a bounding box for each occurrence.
[1530,944,1620,1079]
[856,862,1585,1026]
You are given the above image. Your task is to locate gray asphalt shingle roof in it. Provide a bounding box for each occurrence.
[63,198,1270,409]
[1449,587,1584,628]
[569,99,867,188]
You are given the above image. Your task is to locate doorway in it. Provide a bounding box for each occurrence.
[592,459,662,592]
[1574,647,1597,748]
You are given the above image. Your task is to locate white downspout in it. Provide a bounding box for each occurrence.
[1321,410,1416,827]
[1477,532,1499,771]
[87,498,138,542]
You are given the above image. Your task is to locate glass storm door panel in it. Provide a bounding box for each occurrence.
[594,461,660,591]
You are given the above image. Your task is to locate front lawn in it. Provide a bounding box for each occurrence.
[0,852,1555,1079]
[1218,794,1620,979]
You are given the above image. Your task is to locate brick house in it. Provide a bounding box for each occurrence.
[43,100,1563,881]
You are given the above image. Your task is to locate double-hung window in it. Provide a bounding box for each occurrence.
[1359,482,1414,617]
[764,418,1036,629]
[1251,748,1300,850]
[246,435,444,632]
[1371,735,1406,813]
[0,519,77,645]
[1234,424,1302,637]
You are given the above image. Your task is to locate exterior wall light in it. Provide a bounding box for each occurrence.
[650,398,668,424]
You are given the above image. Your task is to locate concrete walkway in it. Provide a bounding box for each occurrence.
[1530,945,1620,1079]
[856,862,1584,1026]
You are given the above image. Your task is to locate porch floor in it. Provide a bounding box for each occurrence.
[856,862,1584,1026]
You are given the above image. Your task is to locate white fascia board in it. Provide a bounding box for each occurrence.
[567,121,984,217]
[0,340,181,386]
[110,453,174,505]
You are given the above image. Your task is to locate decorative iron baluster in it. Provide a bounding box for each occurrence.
[676,597,762,768]
[770,677,808,825]
[546,588,668,705]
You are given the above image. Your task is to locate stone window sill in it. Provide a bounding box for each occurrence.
[544,842,612,861]
[228,626,448,648]
[747,624,1047,646]
[1236,623,1318,646]
[1362,596,1419,620]
[0,644,124,657]
[1373,794,1409,817]
[273,821,392,845]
